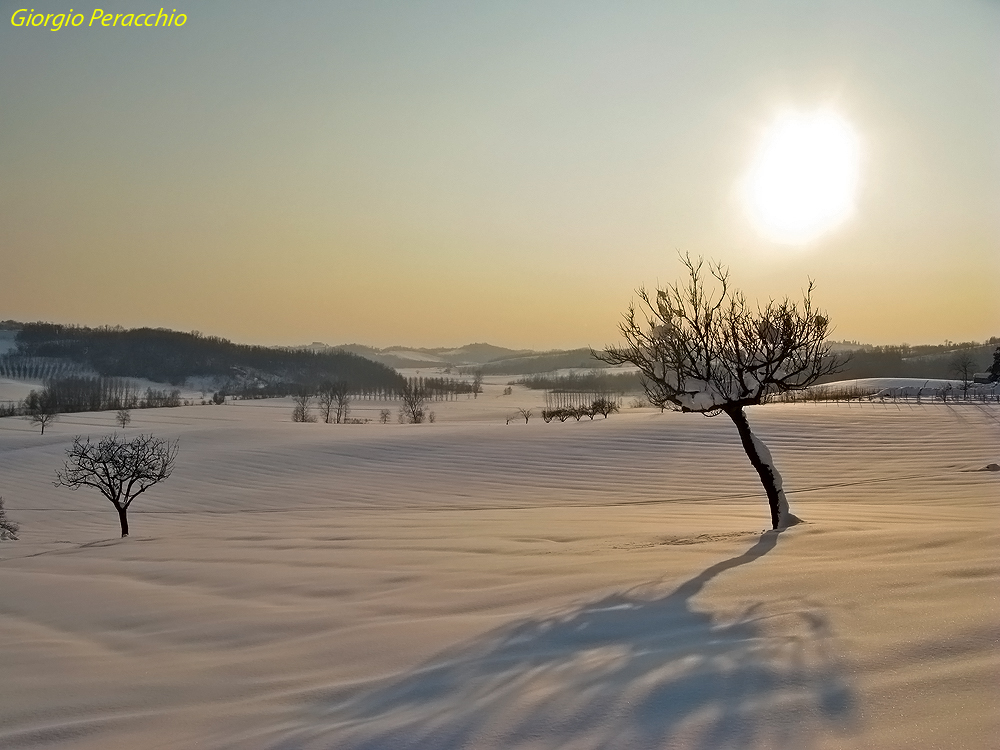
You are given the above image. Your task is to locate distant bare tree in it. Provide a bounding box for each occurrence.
[24,390,58,435]
[950,352,977,399]
[116,409,132,429]
[379,408,392,424]
[399,384,426,423]
[55,433,178,537]
[317,382,351,423]
[317,389,335,423]
[0,497,19,540]
[516,407,532,423]
[472,370,484,399]
[591,397,619,418]
[333,382,351,423]
[595,254,842,529]
[292,393,316,423]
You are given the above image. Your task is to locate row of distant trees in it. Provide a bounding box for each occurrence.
[291,382,353,424]
[292,382,440,424]
[0,355,84,382]
[515,371,642,393]
[541,398,620,422]
[1,376,183,433]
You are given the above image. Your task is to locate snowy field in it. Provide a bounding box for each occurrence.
[0,389,998,749]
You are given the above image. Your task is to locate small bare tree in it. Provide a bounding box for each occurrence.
[399,384,426,423]
[291,393,316,423]
[950,352,977,399]
[0,497,19,540]
[516,407,533,423]
[55,433,179,537]
[596,254,842,529]
[379,408,392,424]
[116,409,132,429]
[472,370,484,399]
[24,390,58,435]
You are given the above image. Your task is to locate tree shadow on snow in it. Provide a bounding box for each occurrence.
[279,531,855,750]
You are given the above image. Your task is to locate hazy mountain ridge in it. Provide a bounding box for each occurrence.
[2,322,996,383]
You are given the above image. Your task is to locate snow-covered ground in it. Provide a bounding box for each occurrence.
[0,386,997,749]
[0,377,40,404]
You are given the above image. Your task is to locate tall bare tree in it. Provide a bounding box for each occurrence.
[55,433,178,537]
[596,254,842,529]
[472,370,484,399]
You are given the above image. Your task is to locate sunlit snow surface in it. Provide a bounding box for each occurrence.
[0,389,997,749]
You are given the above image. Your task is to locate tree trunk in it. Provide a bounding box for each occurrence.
[725,406,793,530]
[117,506,129,537]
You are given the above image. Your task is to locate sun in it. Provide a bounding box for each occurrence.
[745,109,860,244]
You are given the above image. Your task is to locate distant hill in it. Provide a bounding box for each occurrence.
[302,342,535,369]
[817,341,998,383]
[5,323,404,396]
[475,349,609,376]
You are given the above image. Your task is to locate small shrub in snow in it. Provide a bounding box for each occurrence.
[0,497,19,540]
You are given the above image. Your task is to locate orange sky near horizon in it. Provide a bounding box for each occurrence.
[2,1,997,350]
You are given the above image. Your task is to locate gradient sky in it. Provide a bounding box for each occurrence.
[2,0,997,349]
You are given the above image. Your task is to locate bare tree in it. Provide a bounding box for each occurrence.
[317,382,351,423]
[291,393,316,423]
[989,346,1000,383]
[399,384,426,424]
[595,254,842,529]
[516,407,533,423]
[333,382,351,423]
[591,397,619,418]
[0,497,19,540]
[950,352,977,399]
[54,433,179,537]
[472,370,484,399]
[24,390,58,435]
[317,389,335,424]
[116,409,132,429]
[379,408,392,424]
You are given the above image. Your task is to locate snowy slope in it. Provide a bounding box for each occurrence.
[0,397,997,749]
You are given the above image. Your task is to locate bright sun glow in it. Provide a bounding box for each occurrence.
[745,109,860,244]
